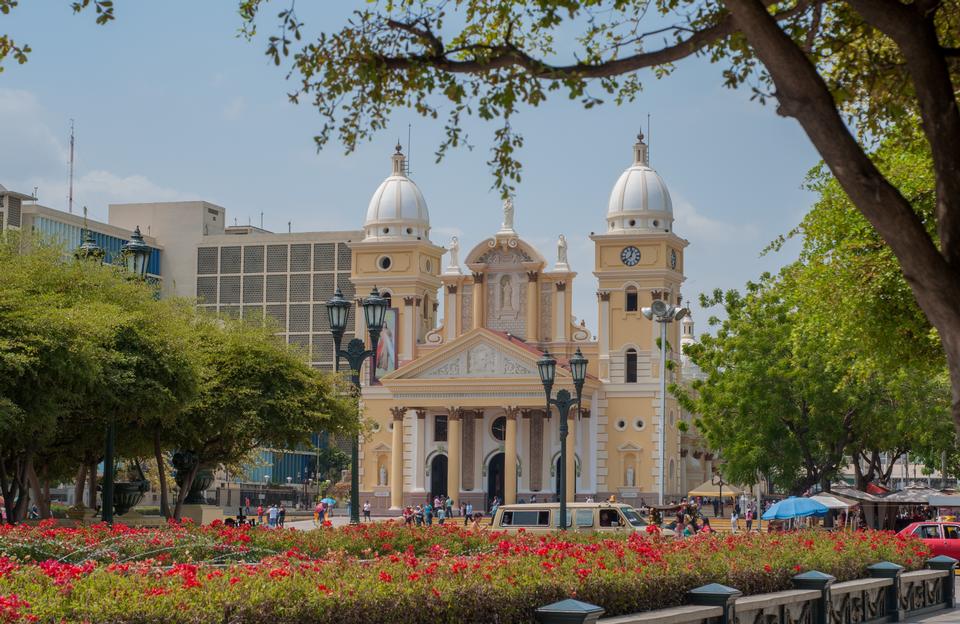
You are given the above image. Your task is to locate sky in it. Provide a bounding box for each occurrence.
[0,2,820,332]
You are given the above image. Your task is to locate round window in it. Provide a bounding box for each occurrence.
[492,416,507,441]
[372,421,381,432]
[425,259,432,272]
[387,421,394,432]
[634,419,645,431]
[652,220,660,227]
[406,227,413,234]
[615,419,627,431]
[383,227,390,234]
[378,256,392,270]
[628,219,636,227]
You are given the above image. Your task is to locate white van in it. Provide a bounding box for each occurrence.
[491,502,675,536]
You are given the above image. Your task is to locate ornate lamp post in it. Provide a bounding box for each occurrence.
[326,286,388,524]
[538,348,588,530]
[641,299,688,505]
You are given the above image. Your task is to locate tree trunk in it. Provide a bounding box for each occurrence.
[723,0,960,433]
[73,464,87,508]
[153,430,170,519]
[172,463,198,522]
[26,463,50,519]
[87,462,97,510]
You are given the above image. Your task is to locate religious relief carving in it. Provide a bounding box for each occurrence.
[502,357,533,376]
[461,286,473,328]
[467,343,497,374]
[476,247,533,266]
[390,406,408,421]
[424,359,462,378]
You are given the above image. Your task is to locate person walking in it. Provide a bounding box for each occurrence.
[424,501,433,526]
[745,506,754,533]
[278,504,286,528]
[257,504,265,525]
[268,504,279,528]
[363,500,372,522]
[245,497,251,516]
[731,502,740,534]
[437,504,446,525]
[464,502,473,526]
[445,496,453,519]
[414,504,424,527]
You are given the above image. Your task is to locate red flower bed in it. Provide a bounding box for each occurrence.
[0,522,929,623]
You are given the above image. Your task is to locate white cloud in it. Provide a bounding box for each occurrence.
[673,195,759,243]
[222,96,245,121]
[0,88,191,218]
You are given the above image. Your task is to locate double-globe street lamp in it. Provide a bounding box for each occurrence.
[75,225,150,523]
[640,299,688,506]
[325,286,388,524]
[537,348,588,531]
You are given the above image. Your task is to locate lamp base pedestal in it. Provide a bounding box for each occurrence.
[179,504,223,526]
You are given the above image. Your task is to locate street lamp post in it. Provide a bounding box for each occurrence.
[326,286,388,525]
[641,299,688,506]
[91,226,150,524]
[537,348,588,531]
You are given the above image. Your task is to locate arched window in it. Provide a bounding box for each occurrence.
[382,292,392,309]
[434,414,448,442]
[625,349,638,383]
[492,416,507,441]
[625,286,638,312]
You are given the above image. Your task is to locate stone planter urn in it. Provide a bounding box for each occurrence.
[113,481,148,516]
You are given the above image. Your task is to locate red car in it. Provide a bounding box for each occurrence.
[897,522,960,559]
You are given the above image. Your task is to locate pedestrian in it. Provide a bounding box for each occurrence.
[278,504,286,528]
[437,504,446,525]
[745,507,754,532]
[700,517,715,533]
[445,495,453,518]
[268,504,279,528]
[530,494,537,504]
[414,504,424,526]
[257,504,264,525]
[712,498,719,517]
[424,501,433,526]
[245,497,251,515]
[313,501,323,526]
[459,502,466,518]
[363,500,372,522]
[731,503,740,534]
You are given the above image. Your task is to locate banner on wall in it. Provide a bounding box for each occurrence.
[375,308,398,379]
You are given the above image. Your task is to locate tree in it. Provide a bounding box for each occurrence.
[166,315,357,520]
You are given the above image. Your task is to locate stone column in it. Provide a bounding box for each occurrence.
[597,291,611,380]
[402,296,416,362]
[565,412,576,502]
[389,407,407,509]
[414,409,427,491]
[526,272,539,342]
[526,409,544,492]
[445,284,458,341]
[504,407,520,504]
[554,282,567,342]
[446,407,462,506]
[471,273,484,330]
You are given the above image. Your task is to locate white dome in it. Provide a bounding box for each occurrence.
[363,146,431,241]
[606,135,674,233]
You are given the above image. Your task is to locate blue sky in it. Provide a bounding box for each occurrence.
[0,2,819,331]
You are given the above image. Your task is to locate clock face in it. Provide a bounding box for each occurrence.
[670,249,678,270]
[620,246,641,266]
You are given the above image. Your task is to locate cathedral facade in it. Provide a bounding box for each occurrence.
[351,137,710,512]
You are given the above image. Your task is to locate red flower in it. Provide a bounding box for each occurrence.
[379,571,393,582]
[764,564,773,573]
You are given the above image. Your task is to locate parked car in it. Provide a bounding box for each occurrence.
[897,522,960,558]
[491,502,675,536]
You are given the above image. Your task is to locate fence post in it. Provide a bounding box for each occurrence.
[687,583,742,624]
[868,561,905,622]
[535,599,605,624]
[792,570,835,624]
[926,555,958,608]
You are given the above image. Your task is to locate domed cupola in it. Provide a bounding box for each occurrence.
[364,144,431,241]
[606,132,673,233]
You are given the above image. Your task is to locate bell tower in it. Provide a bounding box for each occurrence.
[350,145,444,370]
[591,133,689,501]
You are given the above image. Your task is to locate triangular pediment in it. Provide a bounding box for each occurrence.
[383,328,566,381]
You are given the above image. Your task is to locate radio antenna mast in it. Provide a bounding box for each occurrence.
[68,120,75,213]
[406,124,412,176]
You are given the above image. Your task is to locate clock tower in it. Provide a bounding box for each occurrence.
[591,133,688,499]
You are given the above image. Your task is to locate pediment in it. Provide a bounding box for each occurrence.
[383,328,559,381]
[617,442,644,452]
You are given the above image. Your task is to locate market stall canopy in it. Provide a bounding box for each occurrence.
[809,495,853,510]
[929,496,960,507]
[831,485,884,503]
[762,496,829,520]
[883,486,946,504]
[687,481,743,498]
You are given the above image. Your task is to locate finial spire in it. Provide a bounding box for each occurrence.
[391,143,406,176]
[633,131,649,167]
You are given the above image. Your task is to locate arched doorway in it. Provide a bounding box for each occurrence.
[429,454,447,500]
[487,453,504,510]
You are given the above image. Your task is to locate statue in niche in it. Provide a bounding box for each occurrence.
[500,274,514,312]
[557,234,568,265]
[379,464,388,487]
[448,236,460,268]
[626,466,635,487]
[502,197,515,231]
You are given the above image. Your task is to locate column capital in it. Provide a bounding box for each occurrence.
[472,272,484,284]
[504,406,521,420]
[446,284,458,294]
[415,409,428,419]
[390,406,408,421]
[597,290,611,302]
[472,409,484,419]
[445,406,463,421]
[526,271,539,282]
[403,296,416,306]
[555,281,567,292]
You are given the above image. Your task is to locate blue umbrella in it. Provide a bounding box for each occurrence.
[321,497,336,506]
[762,496,829,520]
